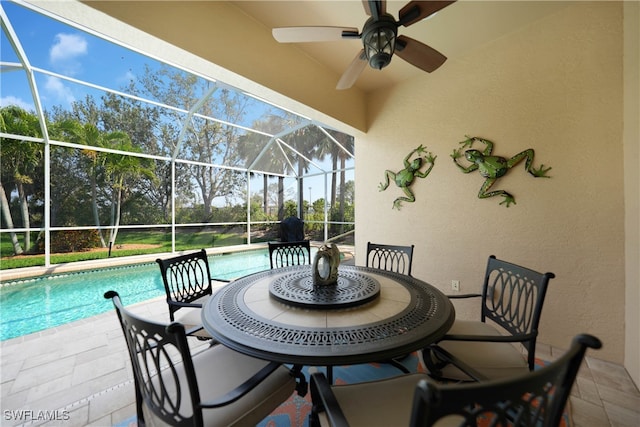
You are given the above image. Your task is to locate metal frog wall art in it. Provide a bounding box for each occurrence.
[452,136,552,207]
[379,144,436,210]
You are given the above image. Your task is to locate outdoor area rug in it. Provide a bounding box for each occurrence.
[257,354,572,427]
[117,354,571,427]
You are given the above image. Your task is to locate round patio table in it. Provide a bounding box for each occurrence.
[201,265,454,367]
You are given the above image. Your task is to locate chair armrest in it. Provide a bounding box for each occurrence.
[184,324,205,336]
[310,372,350,427]
[446,293,481,299]
[441,332,536,343]
[200,361,283,408]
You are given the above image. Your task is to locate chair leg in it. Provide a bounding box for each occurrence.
[326,366,333,384]
[309,411,321,427]
[134,380,146,427]
[309,378,323,427]
[387,357,411,374]
[422,347,446,380]
[291,365,308,397]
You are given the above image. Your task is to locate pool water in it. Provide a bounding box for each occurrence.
[0,249,274,341]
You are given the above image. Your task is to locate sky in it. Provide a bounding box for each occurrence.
[0,1,169,113]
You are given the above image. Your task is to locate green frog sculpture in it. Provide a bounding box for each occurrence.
[379,144,436,210]
[452,136,552,207]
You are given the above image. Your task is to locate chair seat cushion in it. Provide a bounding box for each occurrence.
[146,344,296,427]
[318,373,429,427]
[174,296,210,338]
[435,320,529,381]
[175,307,211,338]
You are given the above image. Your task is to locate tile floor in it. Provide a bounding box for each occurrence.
[533,343,639,426]
[1,295,639,426]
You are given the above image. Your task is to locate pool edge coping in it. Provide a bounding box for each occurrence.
[0,243,269,282]
[0,242,355,283]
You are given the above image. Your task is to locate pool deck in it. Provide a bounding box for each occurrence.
[1,254,639,426]
[1,294,177,426]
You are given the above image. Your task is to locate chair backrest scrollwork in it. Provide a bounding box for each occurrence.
[105,291,203,427]
[366,242,415,276]
[412,334,601,427]
[268,240,311,269]
[481,255,555,371]
[156,249,213,321]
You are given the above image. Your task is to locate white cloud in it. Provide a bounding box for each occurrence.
[117,70,137,86]
[44,76,75,106]
[49,33,88,75]
[0,96,35,112]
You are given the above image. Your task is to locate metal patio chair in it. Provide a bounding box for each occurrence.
[424,255,555,381]
[268,240,312,269]
[104,291,296,427]
[366,242,414,276]
[156,249,229,339]
[364,242,416,371]
[309,334,601,427]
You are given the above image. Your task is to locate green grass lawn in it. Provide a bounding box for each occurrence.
[0,228,275,270]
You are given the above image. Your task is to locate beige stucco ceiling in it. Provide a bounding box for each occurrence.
[75,1,570,132]
[232,1,570,92]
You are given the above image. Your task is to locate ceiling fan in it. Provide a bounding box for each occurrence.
[272,0,456,90]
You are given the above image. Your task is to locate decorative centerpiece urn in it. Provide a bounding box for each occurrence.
[312,243,340,287]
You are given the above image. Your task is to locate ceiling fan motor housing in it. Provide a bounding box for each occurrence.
[362,14,398,70]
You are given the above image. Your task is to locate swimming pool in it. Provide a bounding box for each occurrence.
[0,249,274,341]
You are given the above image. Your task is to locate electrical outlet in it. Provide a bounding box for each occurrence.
[451,280,460,292]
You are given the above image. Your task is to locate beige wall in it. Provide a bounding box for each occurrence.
[356,2,627,363]
[623,1,640,385]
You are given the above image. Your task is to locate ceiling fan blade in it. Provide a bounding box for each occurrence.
[362,0,386,19]
[395,35,447,73]
[272,27,359,43]
[398,1,456,27]
[336,50,367,90]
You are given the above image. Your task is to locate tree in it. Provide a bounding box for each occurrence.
[55,116,156,247]
[45,143,90,227]
[236,113,295,221]
[281,125,325,220]
[57,119,117,247]
[132,66,250,222]
[101,136,157,247]
[0,106,43,254]
[336,134,354,233]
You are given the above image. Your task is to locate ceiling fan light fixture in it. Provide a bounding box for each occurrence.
[272,0,456,89]
[362,16,397,70]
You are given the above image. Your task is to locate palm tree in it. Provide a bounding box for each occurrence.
[56,119,153,248]
[102,136,156,248]
[0,106,43,254]
[57,120,114,247]
[237,113,295,221]
[335,133,355,233]
[284,125,325,221]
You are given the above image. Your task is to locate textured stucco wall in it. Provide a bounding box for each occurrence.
[623,1,640,386]
[356,2,626,362]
